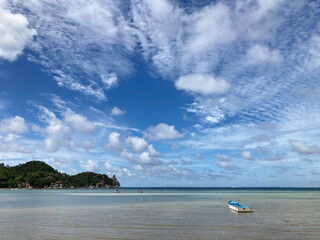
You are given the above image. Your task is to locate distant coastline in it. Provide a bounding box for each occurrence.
[0,161,120,190]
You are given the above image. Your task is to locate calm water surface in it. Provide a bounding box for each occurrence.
[0,188,319,239]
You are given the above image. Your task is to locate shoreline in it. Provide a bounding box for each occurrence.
[1,187,319,191]
[0,187,120,191]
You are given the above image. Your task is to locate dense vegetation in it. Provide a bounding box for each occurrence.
[69,172,113,188]
[0,161,116,189]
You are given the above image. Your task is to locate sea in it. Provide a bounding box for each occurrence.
[0,188,319,239]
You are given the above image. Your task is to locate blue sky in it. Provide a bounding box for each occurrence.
[1,0,320,187]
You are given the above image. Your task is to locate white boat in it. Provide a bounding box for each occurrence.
[228,201,253,213]
[137,189,143,193]
[113,189,120,193]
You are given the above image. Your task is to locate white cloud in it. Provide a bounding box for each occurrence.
[31,104,99,153]
[139,151,161,165]
[216,160,234,170]
[147,144,161,157]
[104,161,134,177]
[80,140,95,151]
[241,150,253,160]
[39,108,71,153]
[131,0,184,78]
[0,1,36,61]
[181,123,256,151]
[175,74,230,95]
[64,112,95,133]
[290,140,320,155]
[81,160,99,172]
[136,143,162,166]
[2,133,20,142]
[144,123,183,140]
[132,164,143,171]
[32,106,89,152]
[139,151,153,165]
[149,165,199,180]
[120,149,138,163]
[185,97,229,125]
[125,136,148,152]
[246,45,283,65]
[104,132,122,151]
[235,0,285,40]
[104,162,114,171]
[111,106,126,116]
[205,115,224,124]
[215,153,238,170]
[0,116,28,134]
[44,122,70,153]
[54,74,107,101]
[130,0,286,78]
[0,133,31,153]
[120,139,162,166]
[184,3,236,55]
[48,157,80,173]
[0,141,30,153]
[252,0,284,22]
[101,73,118,89]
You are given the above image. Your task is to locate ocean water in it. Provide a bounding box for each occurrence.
[0,188,319,239]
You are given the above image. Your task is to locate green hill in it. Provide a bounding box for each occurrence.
[0,161,120,189]
[69,172,113,188]
[11,161,57,174]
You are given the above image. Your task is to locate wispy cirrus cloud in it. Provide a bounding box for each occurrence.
[9,0,135,100]
[7,0,318,128]
[245,45,283,65]
[131,0,184,78]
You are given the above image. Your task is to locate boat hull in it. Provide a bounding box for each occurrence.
[228,201,253,213]
[228,204,252,212]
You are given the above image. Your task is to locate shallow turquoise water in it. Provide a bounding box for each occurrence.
[0,188,319,239]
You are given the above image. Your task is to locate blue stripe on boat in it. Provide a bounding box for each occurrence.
[228,201,251,208]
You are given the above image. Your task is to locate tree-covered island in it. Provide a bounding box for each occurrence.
[0,161,120,189]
